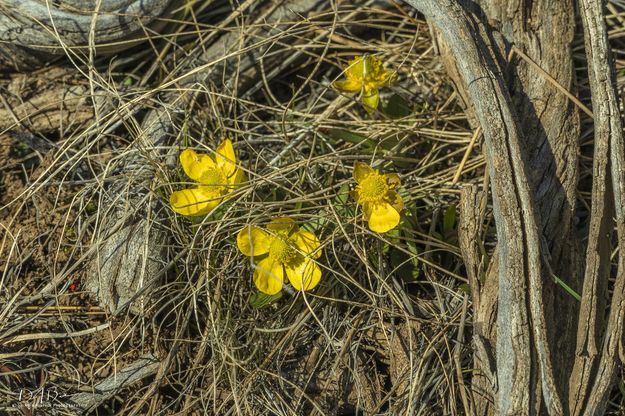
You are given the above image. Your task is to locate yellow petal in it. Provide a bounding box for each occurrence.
[286,259,321,291]
[267,217,297,234]
[367,202,400,233]
[364,56,394,86]
[180,149,215,182]
[377,70,396,87]
[237,226,271,257]
[385,173,401,189]
[230,165,246,187]
[362,89,380,111]
[353,162,374,183]
[385,189,404,214]
[345,56,365,80]
[333,79,362,93]
[293,230,321,259]
[253,257,284,295]
[363,202,373,221]
[215,139,237,177]
[170,187,221,216]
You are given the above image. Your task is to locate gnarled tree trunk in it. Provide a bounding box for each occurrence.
[403,0,625,414]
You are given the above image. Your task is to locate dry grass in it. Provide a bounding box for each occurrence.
[0,1,484,414]
[3,0,625,415]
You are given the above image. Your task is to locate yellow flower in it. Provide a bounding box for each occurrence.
[170,139,245,216]
[237,217,322,295]
[333,55,395,111]
[351,162,403,233]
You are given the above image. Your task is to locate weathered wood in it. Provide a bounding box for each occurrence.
[569,0,615,406]
[403,0,566,413]
[68,353,161,413]
[435,0,583,413]
[407,0,625,414]
[572,0,625,414]
[0,67,93,135]
[0,0,176,71]
[459,184,498,415]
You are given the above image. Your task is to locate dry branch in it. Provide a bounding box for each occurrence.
[0,0,175,71]
[572,0,625,414]
[68,354,161,414]
[434,0,585,413]
[408,0,625,414]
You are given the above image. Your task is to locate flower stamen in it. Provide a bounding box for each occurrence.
[357,172,388,203]
[200,168,228,193]
[269,237,297,264]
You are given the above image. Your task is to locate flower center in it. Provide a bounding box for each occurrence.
[357,173,388,202]
[269,237,297,264]
[200,168,227,194]
[348,57,387,85]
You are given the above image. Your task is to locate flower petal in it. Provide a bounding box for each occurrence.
[237,226,271,257]
[229,165,246,187]
[385,189,404,214]
[361,89,380,111]
[180,149,215,182]
[363,202,373,221]
[170,187,221,216]
[215,139,237,177]
[345,56,365,80]
[286,259,321,291]
[253,257,284,295]
[378,70,396,87]
[293,230,321,259]
[333,79,362,93]
[353,162,374,183]
[267,217,297,234]
[367,202,400,233]
[385,173,401,189]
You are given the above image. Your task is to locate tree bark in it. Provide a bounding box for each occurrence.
[0,0,175,71]
[404,0,625,414]
[436,0,583,413]
[403,0,562,412]
[571,0,625,414]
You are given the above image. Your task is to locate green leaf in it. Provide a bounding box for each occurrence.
[389,228,420,281]
[390,248,411,281]
[378,131,402,151]
[443,204,457,235]
[85,202,98,215]
[12,142,30,158]
[405,240,420,279]
[430,230,443,241]
[249,291,283,308]
[380,94,412,119]
[331,183,355,219]
[303,216,325,233]
[335,183,351,205]
[323,128,376,150]
[459,283,471,295]
[390,246,420,281]
[552,275,581,302]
